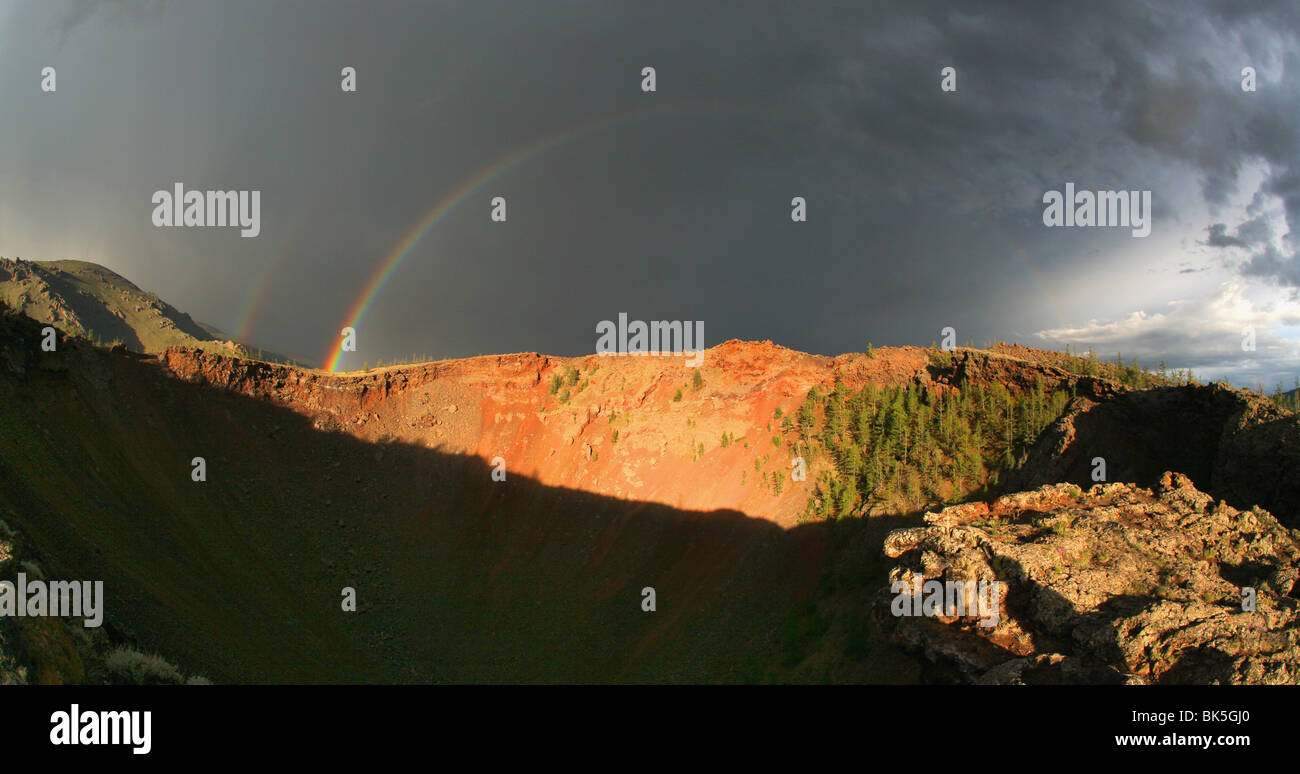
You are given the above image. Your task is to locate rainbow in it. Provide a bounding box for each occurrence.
[318,102,1069,372]
[234,261,275,344]
[321,100,769,372]
[233,166,356,346]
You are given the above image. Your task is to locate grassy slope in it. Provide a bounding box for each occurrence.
[0,258,301,365]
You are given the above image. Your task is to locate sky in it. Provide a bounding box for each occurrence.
[0,0,1297,387]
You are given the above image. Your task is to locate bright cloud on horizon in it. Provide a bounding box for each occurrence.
[1034,280,1300,389]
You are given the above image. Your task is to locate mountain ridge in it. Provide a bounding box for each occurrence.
[0,256,301,365]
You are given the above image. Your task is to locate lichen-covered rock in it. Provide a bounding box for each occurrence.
[878,474,1300,684]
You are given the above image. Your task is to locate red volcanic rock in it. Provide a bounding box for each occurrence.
[153,340,1107,526]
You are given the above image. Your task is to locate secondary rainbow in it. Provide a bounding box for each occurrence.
[321,101,759,371]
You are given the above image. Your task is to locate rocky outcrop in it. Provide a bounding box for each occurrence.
[1213,398,1300,528]
[878,474,1300,684]
[1008,383,1300,526]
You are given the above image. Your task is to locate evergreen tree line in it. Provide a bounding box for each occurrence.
[797,377,1072,521]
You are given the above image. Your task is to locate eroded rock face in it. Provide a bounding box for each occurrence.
[1008,384,1300,526]
[152,341,1106,527]
[878,474,1300,684]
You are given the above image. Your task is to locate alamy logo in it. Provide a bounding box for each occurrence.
[50,705,151,755]
[596,313,704,367]
[151,182,261,237]
[1042,182,1151,238]
[0,573,103,628]
[890,573,1003,628]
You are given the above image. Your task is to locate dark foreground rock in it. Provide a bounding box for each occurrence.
[1007,383,1300,526]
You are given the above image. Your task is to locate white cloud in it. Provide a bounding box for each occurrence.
[1034,280,1300,388]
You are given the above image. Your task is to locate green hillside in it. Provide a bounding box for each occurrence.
[0,257,299,364]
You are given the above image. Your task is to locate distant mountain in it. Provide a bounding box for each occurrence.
[0,257,299,364]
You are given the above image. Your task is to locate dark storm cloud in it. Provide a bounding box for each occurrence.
[1243,243,1300,287]
[1206,223,1248,248]
[1120,2,1300,289]
[1,0,1297,380]
[55,0,166,44]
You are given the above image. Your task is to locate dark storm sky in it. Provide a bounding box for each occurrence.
[1,0,1297,385]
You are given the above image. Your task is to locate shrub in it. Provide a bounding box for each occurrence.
[104,647,184,685]
[928,348,953,370]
